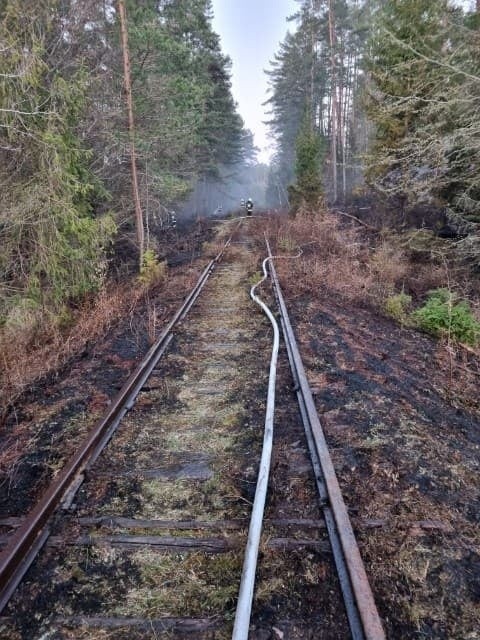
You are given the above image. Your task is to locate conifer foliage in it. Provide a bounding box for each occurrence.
[267,0,480,249]
[365,0,480,230]
[288,117,325,212]
[0,0,115,320]
[0,0,246,329]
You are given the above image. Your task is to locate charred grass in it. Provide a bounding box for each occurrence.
[0,244,209,519]
[249,210,479,639]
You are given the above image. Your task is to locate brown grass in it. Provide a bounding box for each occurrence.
[261,210,407,305]
[0,233,209,427]
[255,209,451,310]
[0,282,147,423]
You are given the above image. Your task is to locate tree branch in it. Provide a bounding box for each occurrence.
[384,28,480,84]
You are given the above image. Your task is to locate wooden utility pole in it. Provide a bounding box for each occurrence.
[328,0,338,203]
[118,0,144,264]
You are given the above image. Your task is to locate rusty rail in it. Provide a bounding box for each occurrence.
[266,237,385,640]
[0,230,237,614]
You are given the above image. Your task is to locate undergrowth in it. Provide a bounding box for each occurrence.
[139,249,167,286]
[255,209,480,347]
[0,218,212,423]
[257,209,413,306]
[0,283,146,423]
[413,289,480,345]
[384,292,412,324]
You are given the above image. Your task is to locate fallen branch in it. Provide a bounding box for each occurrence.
[334,209,379,232]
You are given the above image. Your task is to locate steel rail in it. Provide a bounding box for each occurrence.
[232,254,280,640]
[0,231,237,615]
[265,237,386,640]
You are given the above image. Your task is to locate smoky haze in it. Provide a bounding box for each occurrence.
[179,163,269,219]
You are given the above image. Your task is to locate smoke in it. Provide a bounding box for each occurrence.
[178,162,269,219]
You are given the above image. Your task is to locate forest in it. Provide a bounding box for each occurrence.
[265,0,480,345]
[0,3,479,638]
[0,0,254,409]
[268,0,480,229]
[1,0,480,403]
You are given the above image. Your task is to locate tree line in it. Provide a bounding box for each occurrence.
[266,0,480,244]
[0,0,248,327]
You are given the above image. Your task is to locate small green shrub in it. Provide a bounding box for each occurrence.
[277,236,297,252]
[412,288,480,345]
[384,292,412,323]
[139,249,167,286]
[56,305,75,329]
[248,271,262,286]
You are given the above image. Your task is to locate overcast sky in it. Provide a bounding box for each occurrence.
[211,0,298,163]
[211,1,477,163]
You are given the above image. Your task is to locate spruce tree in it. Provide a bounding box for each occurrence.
[366,0,480,236]
[289,116,325,213]
[0,0,115,318]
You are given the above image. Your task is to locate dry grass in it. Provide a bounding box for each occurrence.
[263,210,407,306]
[257,210,454,312]
[0,282,147,423]
[0,252,207,423]
[116,549,242,618]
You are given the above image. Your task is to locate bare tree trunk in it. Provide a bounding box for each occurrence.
[118,0,144,265]
[319,94,324,136]
[342,51,354,202]
[310,25,315,131]
[477,0,480,13]
[337,33,346,203]
[328,0,338,203]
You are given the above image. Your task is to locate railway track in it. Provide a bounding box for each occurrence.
[0,222,385,639]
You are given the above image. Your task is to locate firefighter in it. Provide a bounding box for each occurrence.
[245,198,253,216]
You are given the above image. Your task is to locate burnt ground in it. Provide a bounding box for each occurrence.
[279,290,480,639]
[0,227,351,640]
[250,332,351,640]
[0,219,217,520]
[0,216,478,639]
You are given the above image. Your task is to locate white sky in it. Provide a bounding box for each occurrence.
[211,0,298,163]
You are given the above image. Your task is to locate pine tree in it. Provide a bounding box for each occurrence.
[365,0,449,188]
[266,1,366,206]
[121,0,247,201]
[118,0,144,263]
[265,23,325,200]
